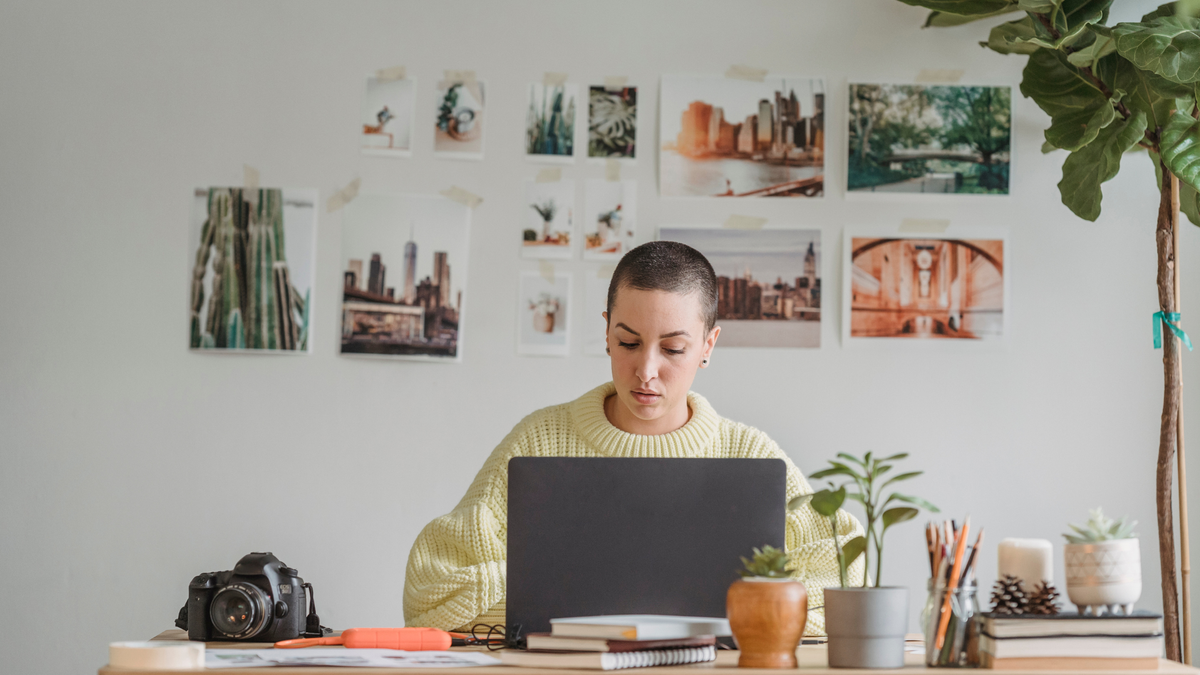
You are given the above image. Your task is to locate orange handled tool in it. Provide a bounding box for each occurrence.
[276,627,453,650]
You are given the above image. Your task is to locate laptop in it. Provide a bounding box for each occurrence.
[506,457,786,644]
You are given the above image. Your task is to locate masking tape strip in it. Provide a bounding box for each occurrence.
[723,215,767,230]
[441,186,483,208]
[898,218,951,233]
[544,72,568,86]
[375,65,407,82]
[110,642,205,670]
[326,177,361,213]
[539,260,555,283]
[605,159,620,182]
[915,69,964,84]
[597,263,617,279]
[536,168,561,183]
[604,76,628,91]
[726,65,767,82]
[443,70,477,86]
[243,165,259,191]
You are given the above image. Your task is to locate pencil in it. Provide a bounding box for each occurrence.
[926,523,936,577]
[935,516,970,651]
[960,529,984,588]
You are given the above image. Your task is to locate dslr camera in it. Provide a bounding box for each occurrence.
[174,552,327,642]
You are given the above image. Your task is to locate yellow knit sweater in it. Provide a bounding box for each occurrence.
[402,382,864,636]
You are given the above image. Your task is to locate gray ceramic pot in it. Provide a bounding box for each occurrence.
[824,587,909,669]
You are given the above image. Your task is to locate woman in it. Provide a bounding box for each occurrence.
[403,241,863,636]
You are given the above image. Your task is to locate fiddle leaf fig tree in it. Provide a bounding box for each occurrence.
[896,0,1200,661]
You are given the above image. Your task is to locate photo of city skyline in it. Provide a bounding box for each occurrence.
[340,193,471,360]
[660,75,825,198]
[658,227,821,348]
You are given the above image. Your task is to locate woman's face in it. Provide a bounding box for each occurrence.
[604,286,720,431]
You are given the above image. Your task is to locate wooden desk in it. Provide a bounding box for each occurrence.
[96,630,1200,674]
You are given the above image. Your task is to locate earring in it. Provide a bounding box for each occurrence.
[606,347,610,355]
[702,358,709,365]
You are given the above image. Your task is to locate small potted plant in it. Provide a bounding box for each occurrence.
[726,545,808,669]
[800,452,938,669]
[1063,508,1141,615]
[529,294,559,333]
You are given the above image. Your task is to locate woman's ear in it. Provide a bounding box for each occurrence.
[700,325,721,367]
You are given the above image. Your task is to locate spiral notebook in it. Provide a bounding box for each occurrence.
[499,645,717,670]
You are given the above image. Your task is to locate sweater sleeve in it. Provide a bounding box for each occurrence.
[402,425,525,631]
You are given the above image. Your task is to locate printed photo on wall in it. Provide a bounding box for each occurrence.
[583,179,636,261]
[847,84,1011,195]
[583,267,612,356]
[522,180,574,259]
[340,193,472,361]
[659,75,825,198]
[188,187,316,352]
[588,85,637,160]
[518,271,571,356]
[526,82,579,162]
[658,227,821,348]
[844,232,1005,341]
[434,79,486,160]
[361,75,415,157]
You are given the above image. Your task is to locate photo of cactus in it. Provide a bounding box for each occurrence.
[518,271,570,357]
[188,187,316,352]
[526,82,578,163]
[434,78,485,160]
[522,180,574,259]
[361,74,415,157]
[340,193,472,361]
[847,84,1011,195]
[588,85,636,160]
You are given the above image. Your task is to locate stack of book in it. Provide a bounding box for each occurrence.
[978,611,1164,670]
[499,615,727,671]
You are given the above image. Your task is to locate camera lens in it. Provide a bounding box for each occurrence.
[210,584,269,639]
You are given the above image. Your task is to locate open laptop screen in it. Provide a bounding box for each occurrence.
[506,457,786,640]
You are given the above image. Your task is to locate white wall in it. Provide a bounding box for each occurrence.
[1,1,1196,672]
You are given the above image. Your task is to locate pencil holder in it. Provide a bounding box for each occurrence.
[920,580,980,667]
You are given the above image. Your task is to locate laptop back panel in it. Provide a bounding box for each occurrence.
[506,457,786,639]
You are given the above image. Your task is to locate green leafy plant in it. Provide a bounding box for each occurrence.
[1064,507,1138,543]
[893,1,1200,659]
[794,484,869,588]
[738,545,791,578]
[802,452,938,588]
[589,87,637,158]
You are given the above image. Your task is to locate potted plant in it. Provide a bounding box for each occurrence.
[891,2,1200,658]
[530,200,556,241]
[529,294,559,333]
[799,452,938,668]
[726,545,808,669]
[1063,508,1142,615]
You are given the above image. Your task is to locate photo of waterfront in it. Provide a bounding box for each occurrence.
[658,227,821,348]
[660,75,824,198]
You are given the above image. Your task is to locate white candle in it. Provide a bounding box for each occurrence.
[997,538,1053,591]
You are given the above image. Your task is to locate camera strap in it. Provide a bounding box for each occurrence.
[302,582,332,638]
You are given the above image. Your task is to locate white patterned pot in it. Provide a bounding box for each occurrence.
[1064,538,1141,614]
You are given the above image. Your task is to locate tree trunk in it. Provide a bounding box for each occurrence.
[1156,162,1183,662]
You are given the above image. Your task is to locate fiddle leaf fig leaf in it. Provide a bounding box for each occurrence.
[1018,0,1059,10]
[985,17,1042,54]
[1043,139,1059,152]
[1182,181,1200,226]
[1113,16,1200,85]
[1058,110,1149,220]
[881,507,920,530]
[1021,49,1115,151]
[898,0,1017,13]
[1161,111,1200,194]
[1028,0,1114,49]
[1099,55,1195,130]
[927,6,1021,27]
[1143,3,1176,22]
[1067,30,1118,68]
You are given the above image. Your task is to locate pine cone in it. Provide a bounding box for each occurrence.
[1027,581,1061,615]
[990,574,1029,615]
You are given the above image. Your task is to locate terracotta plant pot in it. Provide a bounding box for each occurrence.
[533,311,555,333]
[726,577,808,668]
[1065,538,1142,614]
[825,587,908,669]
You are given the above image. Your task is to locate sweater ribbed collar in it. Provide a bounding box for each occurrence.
[570,382,722,457]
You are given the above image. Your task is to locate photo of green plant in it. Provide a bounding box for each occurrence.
[848,84,1011,195]
[588,86,636,159]
[526,82,577,162]
[188,187,316,352]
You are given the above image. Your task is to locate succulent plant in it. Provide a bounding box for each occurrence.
[1063,508,1137,544]
[738,545,790,579]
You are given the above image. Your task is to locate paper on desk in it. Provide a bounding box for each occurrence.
[206,648,502,668]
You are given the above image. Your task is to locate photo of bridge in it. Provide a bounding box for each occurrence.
[847,84,1011,195]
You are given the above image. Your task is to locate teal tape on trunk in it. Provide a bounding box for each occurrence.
[1154,311,1194,351]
